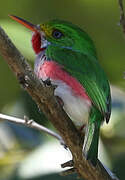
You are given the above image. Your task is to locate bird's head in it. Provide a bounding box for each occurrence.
[9,15,96,57]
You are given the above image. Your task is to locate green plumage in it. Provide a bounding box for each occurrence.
[44,20,111,165]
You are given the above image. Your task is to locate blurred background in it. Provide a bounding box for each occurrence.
[0,0,125,179]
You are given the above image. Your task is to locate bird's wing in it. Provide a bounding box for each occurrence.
[80,75,111,123]
[60,52,111,123]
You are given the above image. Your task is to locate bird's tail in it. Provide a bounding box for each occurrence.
[83,107,102,166]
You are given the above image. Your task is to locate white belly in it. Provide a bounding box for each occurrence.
[52,80,90,128]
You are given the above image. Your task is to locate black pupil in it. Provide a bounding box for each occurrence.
[52,30,63,39]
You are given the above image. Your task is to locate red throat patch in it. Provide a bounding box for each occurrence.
[31,32,45,54]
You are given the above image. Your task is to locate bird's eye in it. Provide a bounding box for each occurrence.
[52,29,63,39]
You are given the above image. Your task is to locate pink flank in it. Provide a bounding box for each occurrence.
[37,60,91,102]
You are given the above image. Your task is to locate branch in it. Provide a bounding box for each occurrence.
[0,113,65,146]
[0,26,118,180]
[118,0,125,35]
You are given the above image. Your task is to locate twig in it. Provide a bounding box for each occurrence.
[60,168,76,176]
[0,113,65,146]
[100,161,119,180]
[0,26,118,180]
[118,0,125,35]
[61,160,74,168]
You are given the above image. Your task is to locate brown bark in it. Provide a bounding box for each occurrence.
[118,0,125,35]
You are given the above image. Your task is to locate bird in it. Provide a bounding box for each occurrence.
[9,15,111,166]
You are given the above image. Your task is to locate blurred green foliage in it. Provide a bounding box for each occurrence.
[0,0,125,180]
